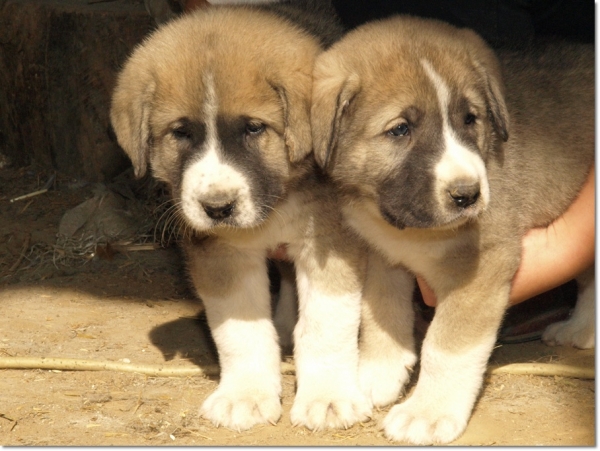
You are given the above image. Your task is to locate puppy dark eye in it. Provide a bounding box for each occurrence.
[388,123,410,137]
[172,125,192,140]
[465,113,477,125]
[246,122,265,135]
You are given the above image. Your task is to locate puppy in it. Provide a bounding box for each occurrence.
[311,15,594,444]
[111,5,373,432]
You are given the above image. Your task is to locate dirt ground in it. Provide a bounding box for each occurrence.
[0,166,595,446]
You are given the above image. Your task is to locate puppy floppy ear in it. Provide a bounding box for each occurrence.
[110,61,156,178]
[270,75,313,164]
[311,59,360,172]
[483,68,510,142]
[462,29,510,142]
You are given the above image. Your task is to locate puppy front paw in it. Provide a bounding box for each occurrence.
[542,317,595,349]
[200,383,281,431]
[290,383,371,430]
[382,395,467,445]
[359,353,415,408]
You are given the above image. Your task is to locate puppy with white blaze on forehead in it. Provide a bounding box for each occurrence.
[311,15,595,445]
[111,4,376,433]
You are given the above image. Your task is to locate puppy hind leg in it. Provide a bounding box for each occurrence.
[543,265,595,349]
[358,253,417,408]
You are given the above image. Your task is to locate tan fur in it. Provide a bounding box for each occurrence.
[312,15,594,445]
[110,5,375,433]
[111,6,317,180]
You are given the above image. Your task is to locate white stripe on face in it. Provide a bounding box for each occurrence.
[420,59,490,211]
[180,73,257,231]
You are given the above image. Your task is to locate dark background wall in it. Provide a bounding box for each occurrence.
[0,0,594,183]
[332,0,595,46]
[0,0,154,182]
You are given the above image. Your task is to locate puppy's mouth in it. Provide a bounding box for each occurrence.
[430,210,480,230]
[380,203,482,231]
[179,190,256,231]
[434,192,486,229]
[379,207,426,230]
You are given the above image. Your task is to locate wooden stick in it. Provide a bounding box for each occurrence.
[488,362,594,380]
[0,356,296,377]
[8,233,30,272]
[9,188,48,203]
[0,356,591,379]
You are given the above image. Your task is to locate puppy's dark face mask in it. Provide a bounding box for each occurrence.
[146,72,291,231]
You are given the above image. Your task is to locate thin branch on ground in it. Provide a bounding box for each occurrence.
[0,356,591,379]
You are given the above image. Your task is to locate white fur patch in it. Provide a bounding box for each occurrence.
[383,336,496,444]
[290,263,371,430]
[342,200,455,275]
[180,73,257,231]
[200,254,282,431]
[200,317,283,431]
[542,271,596,349]
[420,59,490,212]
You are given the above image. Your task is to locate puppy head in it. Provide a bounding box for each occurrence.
[110,7,320,232]
[312,15,510,230]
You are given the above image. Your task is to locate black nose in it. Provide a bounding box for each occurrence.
[448,183,480,208]
[203,201,235,220]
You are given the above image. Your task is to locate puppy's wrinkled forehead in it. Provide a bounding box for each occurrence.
[152,65,283,133]
[418,57,486,121]
[148,9,318,131]
[359,50,482,117]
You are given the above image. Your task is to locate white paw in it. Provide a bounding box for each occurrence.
[200,384,281,431]
[542,317,595,349]
[544,269,596,349]
[383,395,467,445]
[290,385,372,430]
[359,356,414,408]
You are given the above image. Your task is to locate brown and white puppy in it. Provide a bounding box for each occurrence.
[311,15,595,444]
[111,5,373,432]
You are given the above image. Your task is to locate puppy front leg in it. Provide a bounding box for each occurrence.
[382,267,510,445]
[358,253,417,408]
[187,242,282,431]
[290,247,371,430]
